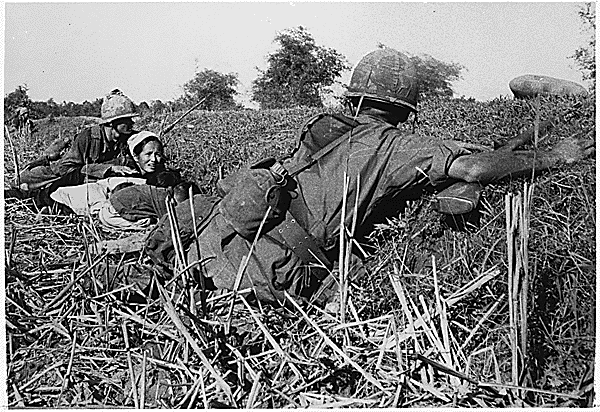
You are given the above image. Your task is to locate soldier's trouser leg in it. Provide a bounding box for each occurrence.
[46,169,88,193]
[19,165,59,188]
[22,169,87,208]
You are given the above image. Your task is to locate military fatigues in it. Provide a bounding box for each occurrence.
[147,113,469,306]
[109,184,172,222]
[19,125,137,204]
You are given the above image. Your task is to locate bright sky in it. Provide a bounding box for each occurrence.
[3,1,593,107]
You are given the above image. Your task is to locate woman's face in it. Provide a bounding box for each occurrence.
[135,140,165,174]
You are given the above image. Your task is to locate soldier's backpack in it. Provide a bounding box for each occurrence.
[144,162,290,274]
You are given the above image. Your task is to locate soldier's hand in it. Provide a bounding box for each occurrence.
[44,137,71,161]
[110,165,138,176]
[552,137,595,165]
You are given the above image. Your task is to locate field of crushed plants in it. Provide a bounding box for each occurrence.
[3,95,596,408]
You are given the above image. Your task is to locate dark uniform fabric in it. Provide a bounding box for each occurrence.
[145,194,221,269]
[147,113,469,306]
[285,113,467,245]
[19,126,137,206]
[57,125,135,178]
[109,185,171,223]
[20,126,136,186]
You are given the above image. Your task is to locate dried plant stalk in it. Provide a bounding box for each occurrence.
[338,172,349,324]
[156,282,234,404]
[284,291,385,391]
[505,181,533,389]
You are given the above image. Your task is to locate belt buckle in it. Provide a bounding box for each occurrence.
[269,162,288,185]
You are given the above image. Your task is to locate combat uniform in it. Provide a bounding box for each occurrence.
[146,46,595,308]
[12,89,140,207]
[19,125,138,205]
[147,113,469,306]
[21,125,136,186]
[109,184,172,223]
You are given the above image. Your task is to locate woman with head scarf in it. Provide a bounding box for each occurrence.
[126,131,167,177]
[49,131,176,221]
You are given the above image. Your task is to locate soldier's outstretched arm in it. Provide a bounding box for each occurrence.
[447,137,595,184]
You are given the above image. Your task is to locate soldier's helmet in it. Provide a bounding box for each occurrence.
[100,89,138,124]
[346,47,419,112]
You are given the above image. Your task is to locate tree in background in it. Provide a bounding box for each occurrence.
[30,98,59,119]
[409,53,465,99]
[151,100,166,115]
[571,3,595,91]
[137,101,151,115]
[5,87,104,120]
[252,26,350,109]
[45,98,58,117]
[179,69,239,110]
[80,99,102,117]
[4,85,31,118]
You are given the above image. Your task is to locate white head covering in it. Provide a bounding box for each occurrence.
[127,131,159,157]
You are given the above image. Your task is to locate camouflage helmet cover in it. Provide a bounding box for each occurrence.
[100,89,138,124]
[347,48,419,112]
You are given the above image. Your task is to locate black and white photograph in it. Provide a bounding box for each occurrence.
[3,1,596,408]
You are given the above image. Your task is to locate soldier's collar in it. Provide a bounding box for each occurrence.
[356,114,391,125]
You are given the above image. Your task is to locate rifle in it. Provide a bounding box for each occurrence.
[159,95,210,138]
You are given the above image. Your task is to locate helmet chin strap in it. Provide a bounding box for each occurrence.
[353,95,365,121]
[353,69,373,121]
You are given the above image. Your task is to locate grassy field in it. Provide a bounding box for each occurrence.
[4,95,595,407]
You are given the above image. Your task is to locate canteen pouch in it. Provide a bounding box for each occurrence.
[218,160,290,239]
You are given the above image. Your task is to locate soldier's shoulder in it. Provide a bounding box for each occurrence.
[300,112,359,136]
[74,125,99,138]
[304,112,357,126]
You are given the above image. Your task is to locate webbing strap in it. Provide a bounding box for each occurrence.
[275,211,332,280]
[266,113,361,280]
[285,114,360,177]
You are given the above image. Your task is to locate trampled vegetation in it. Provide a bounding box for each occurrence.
[4,95,595,407]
